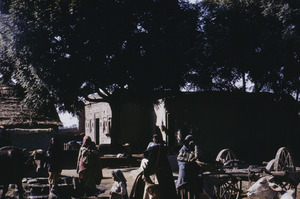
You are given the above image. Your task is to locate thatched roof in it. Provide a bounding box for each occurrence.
[0,86,62,128]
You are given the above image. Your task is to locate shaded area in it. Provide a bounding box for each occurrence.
[165,92,300,165]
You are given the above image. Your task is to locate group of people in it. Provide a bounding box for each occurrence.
[129,133,206,199]
[45,135,102,197]
[76,135,129,198]
[46,133,206,199]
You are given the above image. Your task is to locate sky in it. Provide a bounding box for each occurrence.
[58,112,78,128]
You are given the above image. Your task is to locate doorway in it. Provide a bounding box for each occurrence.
[95,118,100,145]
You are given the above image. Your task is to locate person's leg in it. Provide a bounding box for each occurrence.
[84,169,98,195]
[17,181,24,199]
[1,184,8,199]
[48,172,55,191]
[53,171,60,189]
[78,171,86,195]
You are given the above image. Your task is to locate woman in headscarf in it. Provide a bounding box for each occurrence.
[76,135,98,196]
[110,169,128,199]
[176,135,202,199]
[130,144,177,199]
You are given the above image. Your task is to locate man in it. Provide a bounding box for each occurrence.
[46,137,62,191]
[146,134,161,149]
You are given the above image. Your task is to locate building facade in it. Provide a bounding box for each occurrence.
[84,101,112,145]
[84,100,157,151]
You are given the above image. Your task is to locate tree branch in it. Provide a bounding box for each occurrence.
[96,88,110,99]
[85,96,107,103]
[100,87,111,96]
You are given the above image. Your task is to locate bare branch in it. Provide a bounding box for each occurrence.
[96,88,109,99]
[85,96,106,103]
[99,87,111,96]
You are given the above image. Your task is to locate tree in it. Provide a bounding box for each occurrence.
[279,0,300,100]
[1,0,199,146]
[0,12,15,84]
[190,0,300,96]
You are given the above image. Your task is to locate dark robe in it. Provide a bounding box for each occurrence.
[47,143,62,172]
[130,145,177,199]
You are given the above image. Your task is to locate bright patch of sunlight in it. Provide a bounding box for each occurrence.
[59,112,78,128]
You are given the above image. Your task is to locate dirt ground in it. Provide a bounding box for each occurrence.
[61,166,145,197]
[60,154,180,198]
[60,156,300,199]
[62,167,300,199]
[1,154,299,198]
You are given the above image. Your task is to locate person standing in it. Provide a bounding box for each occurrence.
[176,135,202,199]
[146,134,162,149]
[130,144,178,199]
[110,169,128,199]
[76,135,98,196]
[46,136,62,191]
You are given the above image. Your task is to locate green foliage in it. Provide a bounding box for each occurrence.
[0,0,199,114]
[1,0,300,116]
[190,0,300,96]
[0,14,15,84]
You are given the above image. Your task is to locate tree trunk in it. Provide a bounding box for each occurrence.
[109,101,123,152]
[242,72,246,92]
[107,89,130,152]
[253,79,261,93]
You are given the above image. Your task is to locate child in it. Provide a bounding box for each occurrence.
[110,169,128,199]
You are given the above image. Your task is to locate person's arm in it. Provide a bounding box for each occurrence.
[177,150,193,162]
[45,148,51,163]
[194,145,202,159]
[111,182,126,196]
[118,182,127,196]
[76,148,82,173]
[81,148,91,166]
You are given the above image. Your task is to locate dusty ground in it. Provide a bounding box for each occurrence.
[62,167,300,198]
[62,166,145,198]
[1,154,299,198]
[60,156,300,199]
[60,155,180,198]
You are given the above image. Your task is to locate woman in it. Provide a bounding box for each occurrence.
[130,144,177,199]
[176,135,202,199]
[76,136,98,196]
[110,169,128,199]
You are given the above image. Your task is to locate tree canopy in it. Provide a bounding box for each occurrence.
[0,0,199,114]
[187,0,300,98]
[0,0,300,114]
[0,0,200,145]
